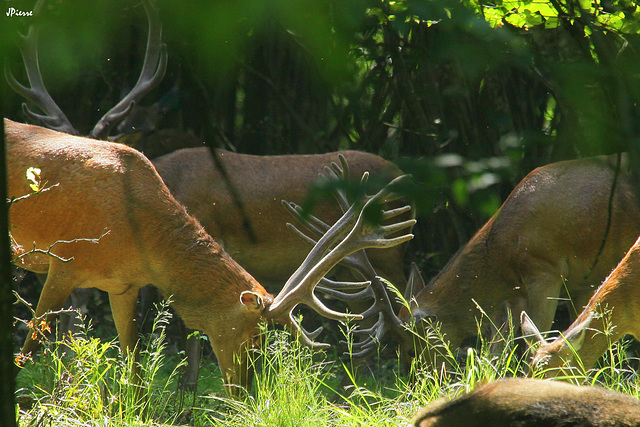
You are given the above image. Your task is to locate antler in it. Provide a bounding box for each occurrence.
[265,154,416,350]
[4,0,77,134]
[90,0,167,139]
[288,155,416,356]
[5,0,167,139]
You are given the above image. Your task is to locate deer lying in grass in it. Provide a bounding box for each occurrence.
[349,154,640,367]
[7,118,415,395]
[521,232,640,375]
[413,378,640,426]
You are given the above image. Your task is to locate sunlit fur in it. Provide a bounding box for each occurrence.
[400,154,640,368]
[7,118,272,395]
[531,234,640,374]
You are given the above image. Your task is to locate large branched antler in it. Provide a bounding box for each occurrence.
[288,155,416,356]
[90,0,167,139]
[5,0,77,134]
[5,0,166,139]
[265,154,415,350]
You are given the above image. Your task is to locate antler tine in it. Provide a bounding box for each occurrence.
[286,315,329,350]
[317,285,373,300]
[90,0,168,139]
[324,153,351,212]
[266,173,414,325]
[341,312,386,357]
[318,277,371,291]
[5,0,78,135]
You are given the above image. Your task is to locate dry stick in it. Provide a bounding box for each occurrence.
[14,230,111,264]
[7,182,59,205]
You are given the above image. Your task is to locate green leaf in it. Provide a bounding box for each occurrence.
[26,167,42,192]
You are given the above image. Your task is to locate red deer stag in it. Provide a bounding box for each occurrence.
[7,117,415,395]
[412,378,640,426]
[349,154,640,367]
[521,232,640,375]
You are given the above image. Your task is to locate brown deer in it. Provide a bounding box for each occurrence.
[152,147,410,291]
[412,377,640,426]
[352,154,640,367]
[521,232,640,375]
[7,118,415,395]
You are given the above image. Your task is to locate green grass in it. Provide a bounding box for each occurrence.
[14,302,640,426]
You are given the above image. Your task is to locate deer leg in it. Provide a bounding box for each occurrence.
[109,287,140,356]
[177,321,201,393]
[109,287,143,399]
[20,270,76,360]
[523,274,564,336]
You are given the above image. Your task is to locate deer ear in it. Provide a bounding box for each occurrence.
[240,291,264,313]
[563,311,594,352]
[520,311,546,349]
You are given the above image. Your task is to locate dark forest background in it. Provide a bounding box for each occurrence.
[4,0,640,274]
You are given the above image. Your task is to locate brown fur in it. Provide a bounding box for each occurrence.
[528,233,640,374]
[7,118,272,395]
[152,147,410,292]
[400,154,640,366]
[414,378,640,426]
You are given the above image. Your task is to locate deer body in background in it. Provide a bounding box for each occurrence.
[402,154,640,364]
[413,378,640,426]
[8,117,415,395]
[522,232,640,375]
[152,147,410,291]
[360,154,640,367]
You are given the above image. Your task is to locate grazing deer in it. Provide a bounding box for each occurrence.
[412,377,640,426]
[348,154,640,367]
[7,118,415,395]
[521,232,640,375]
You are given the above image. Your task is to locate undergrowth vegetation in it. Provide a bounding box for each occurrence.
[14,301,640,426]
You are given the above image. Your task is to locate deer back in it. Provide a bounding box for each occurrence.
[152,147,411,289]
[413,378,640,427]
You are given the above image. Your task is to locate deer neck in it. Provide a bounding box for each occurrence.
[140,203,266,330]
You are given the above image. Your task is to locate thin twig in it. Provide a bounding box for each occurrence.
[15,230,111,263]
[7,182,59,205]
